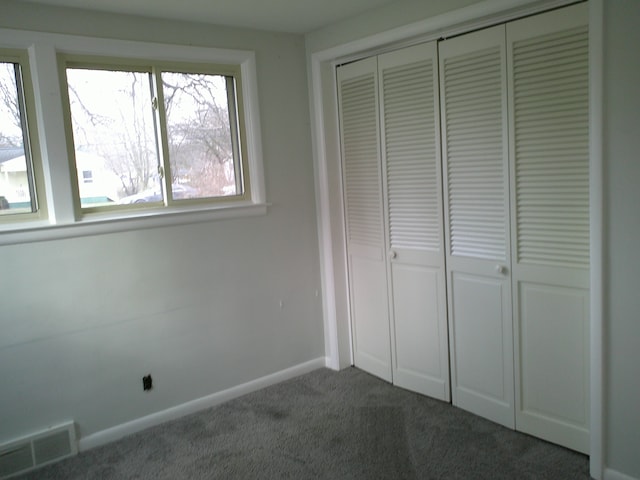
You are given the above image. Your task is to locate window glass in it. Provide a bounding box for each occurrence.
[66,68,161,207]
[65,64,246,211]
[0,61,37,215]
[162,72,241,199]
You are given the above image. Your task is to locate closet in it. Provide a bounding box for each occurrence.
[337,2,589,454]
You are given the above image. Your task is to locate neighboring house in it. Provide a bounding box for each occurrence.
[0,147,30,209]
[0,147,121,207]
[73,150,122,205]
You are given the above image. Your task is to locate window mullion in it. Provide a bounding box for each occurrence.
[151,69,172,205]
[29,43,76,224]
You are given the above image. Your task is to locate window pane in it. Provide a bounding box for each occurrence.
[66,68,161,207]
[0,62,36,215]
[162,72,240,200]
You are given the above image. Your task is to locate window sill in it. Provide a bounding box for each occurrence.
[0,201,269,246]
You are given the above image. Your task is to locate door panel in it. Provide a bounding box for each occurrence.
[452,274,507,400]
[391,263,447,397]
[507,3,590,453]
[518,282,589,424]
[379,42,449,400]
[337,57,392,382]
[515,279,589,451]
[451,271,513,426]
[440,25,514,427]
[349,251,392,380]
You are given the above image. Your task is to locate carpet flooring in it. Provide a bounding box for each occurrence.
[14,367,592,479]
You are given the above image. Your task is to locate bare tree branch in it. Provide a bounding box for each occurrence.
[0,63,23,147]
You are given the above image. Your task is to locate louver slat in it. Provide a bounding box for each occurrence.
[512,27,589,268]
[382,60,439,251]
[339,72,384,248]
[443,48,507,260]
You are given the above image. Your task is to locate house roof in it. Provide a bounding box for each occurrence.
[0,147,24,164]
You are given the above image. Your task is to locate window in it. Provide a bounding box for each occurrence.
[0,53,43,219]
[0,29,265,242]
[63,60,248,212]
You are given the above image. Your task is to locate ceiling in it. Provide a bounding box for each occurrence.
[15,0,402,34]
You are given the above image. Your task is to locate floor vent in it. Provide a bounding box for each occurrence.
[0,422,77,479]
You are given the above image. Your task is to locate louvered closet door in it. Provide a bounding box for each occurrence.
[507,3,590,453]
[378,42,450,400]
[337,57,392,382]
[439,25,515,428]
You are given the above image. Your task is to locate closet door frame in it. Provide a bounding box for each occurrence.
[309,0,603,474]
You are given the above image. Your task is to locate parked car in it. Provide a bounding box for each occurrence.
[0,195,9,209]
[118,184,197,204]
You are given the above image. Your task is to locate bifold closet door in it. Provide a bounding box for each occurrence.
[337,57,392,382]
[507,3,590,453]
[378,42,450,401]
[439,25,515,428]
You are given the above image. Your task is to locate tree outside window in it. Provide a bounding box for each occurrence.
[0,60,38,215]
[65,64,244,210]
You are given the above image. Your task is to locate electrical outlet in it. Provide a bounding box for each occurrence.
[142,374,152,391]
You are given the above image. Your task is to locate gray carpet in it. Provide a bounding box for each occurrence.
[15,368,591,479]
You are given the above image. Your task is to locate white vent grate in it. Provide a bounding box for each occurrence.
[0,445,31,479]
[382,59,440,251]
[441,46,508,260]
[0,422,76,479]
[512,26,589,268]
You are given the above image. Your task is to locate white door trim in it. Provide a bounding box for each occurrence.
[588,0,605,477]
[307,0,604,476]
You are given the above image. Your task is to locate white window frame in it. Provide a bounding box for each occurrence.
[0,48,48,225]
[0,28,266,245]
[62,59,251,213]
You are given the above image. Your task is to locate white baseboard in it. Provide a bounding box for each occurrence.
[79,358,326,451]
[604,468,640,480]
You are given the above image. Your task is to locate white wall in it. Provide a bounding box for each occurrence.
[603,1,640,478]
[0,2,324,443]
[305,0,481,53]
